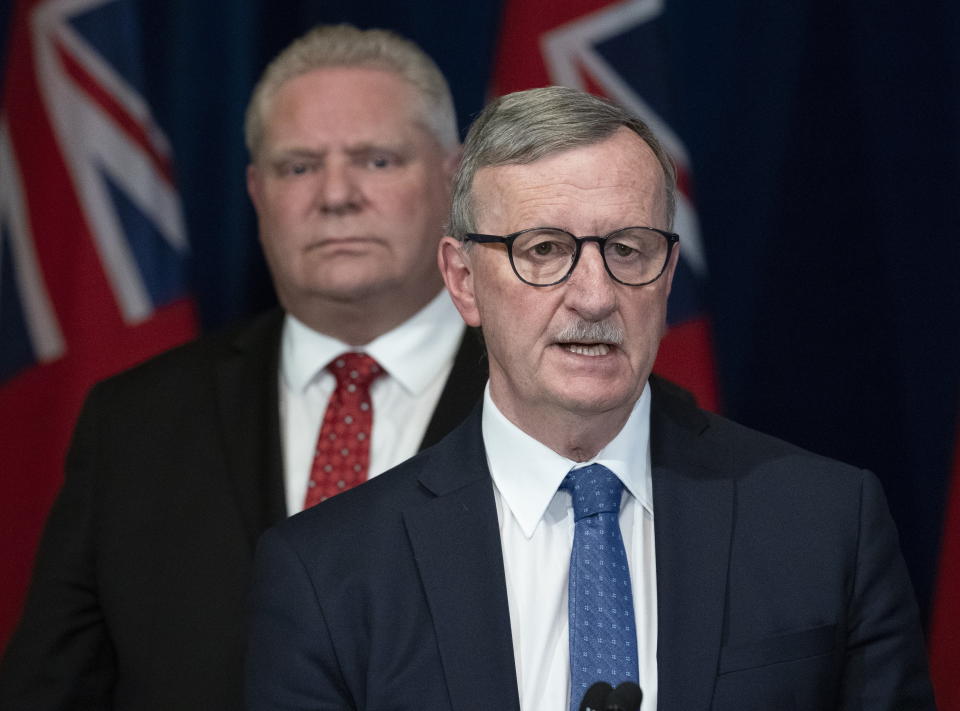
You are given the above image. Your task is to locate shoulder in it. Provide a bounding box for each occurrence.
[255,455,429,593]
[86,310,282,407]
[277,435,461,541]
[649,375,869,495]
[263,409,485,563]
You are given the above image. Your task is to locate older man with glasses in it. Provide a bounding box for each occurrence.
[246,86,935,711]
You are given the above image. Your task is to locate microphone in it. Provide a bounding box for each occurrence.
[576,681,642,711]
[578,682,613,711]
[605,682,643,711]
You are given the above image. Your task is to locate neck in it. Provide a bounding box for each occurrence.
[286,283,443,346]
[489,385,634,463]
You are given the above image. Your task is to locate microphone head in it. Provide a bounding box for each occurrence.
[605,682,643,711]
[577,681,613,711]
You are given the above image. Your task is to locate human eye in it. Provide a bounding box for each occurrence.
[532,240,559,256]
[356,149,404,170]
[517,230,574,262]
[369,154,394,169]
[609,242,639,259]
[274,158,317,178]
[606,230,658,263]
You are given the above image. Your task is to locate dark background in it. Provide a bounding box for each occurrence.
[3,0,958,624]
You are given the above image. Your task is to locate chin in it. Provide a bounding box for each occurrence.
[553,387,637,417]
[306,271,400,302]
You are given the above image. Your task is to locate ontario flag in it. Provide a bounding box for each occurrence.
[492,0,720,412]
[0,0,196,649]
[930,410,960,710]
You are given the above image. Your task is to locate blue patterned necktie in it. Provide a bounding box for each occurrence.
[562,464,639,711]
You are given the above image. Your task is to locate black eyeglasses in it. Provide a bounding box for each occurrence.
[463,227,679,287]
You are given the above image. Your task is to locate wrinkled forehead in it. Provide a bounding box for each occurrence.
[470,130,669,231]
[260,66,436,149]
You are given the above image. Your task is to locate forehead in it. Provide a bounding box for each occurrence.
[471,128,667,232]
[261,66,427,149]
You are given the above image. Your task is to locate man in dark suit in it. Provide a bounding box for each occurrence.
[0,25,483,711]
[246,86,936,710]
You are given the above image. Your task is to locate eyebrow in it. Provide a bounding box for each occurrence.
[266,142,413,161]
[344,141,411,157]
[265,147,324,162]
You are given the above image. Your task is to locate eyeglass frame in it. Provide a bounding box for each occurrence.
[462,226,680,287]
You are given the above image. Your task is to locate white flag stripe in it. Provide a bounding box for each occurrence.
[673,194,705,276]
[32,0,189,325]
[56,5,174,157]
[43,0,185,248]
[87,99,189,253]
[35,7,152,323]
[67,91,155,323]
[542,0,689,167]
[541,0,706,276]
[578,52,690,168]
[0,120,67,362]
[541,0,663,90]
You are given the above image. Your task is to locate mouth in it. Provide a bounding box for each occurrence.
[554,320,623,359]
[561,342,614,357]
[309,236,381,250]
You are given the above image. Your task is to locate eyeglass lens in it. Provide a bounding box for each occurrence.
[511,228,669,285]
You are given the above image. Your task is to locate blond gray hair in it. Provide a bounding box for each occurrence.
[449,86,677,239]
[245,24,458,158]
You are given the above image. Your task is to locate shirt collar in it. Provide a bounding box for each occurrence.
[281,289,465,395]
[482,381,653,538]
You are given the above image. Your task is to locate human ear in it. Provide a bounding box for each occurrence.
[438,237,481,327]
[662,241,680,298]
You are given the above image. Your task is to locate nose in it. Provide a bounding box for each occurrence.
[318,160,362,216]
[563,242,617,321]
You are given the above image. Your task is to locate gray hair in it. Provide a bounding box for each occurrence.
[245,24,458,158]
[449,86,677,239]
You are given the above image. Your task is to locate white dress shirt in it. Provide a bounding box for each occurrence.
[280,290,465,515]
[482,383,658,711]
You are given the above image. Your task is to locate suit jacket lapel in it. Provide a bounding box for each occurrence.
[649,378,733,710]
[403,379,732,710]
[215,310,287,549]
[213,317,485,549]
[403,410,521,711]
[419,328,487,451]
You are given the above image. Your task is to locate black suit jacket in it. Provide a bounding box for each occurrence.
[246,377,935,711]
[0,309,486,711]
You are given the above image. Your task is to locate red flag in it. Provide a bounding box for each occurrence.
[0,0,196,650]
[491,0,721,411]
[930,411,960,710]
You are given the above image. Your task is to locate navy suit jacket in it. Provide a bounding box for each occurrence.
[246,377,935,711]
[0,309,486,711]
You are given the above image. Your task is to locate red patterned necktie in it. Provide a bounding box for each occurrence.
[304,352,384,509]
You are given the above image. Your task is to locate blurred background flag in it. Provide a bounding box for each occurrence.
[491,0,720,412]
[0,0,196,649]
[930,411,960,709]
[1,3,958,705]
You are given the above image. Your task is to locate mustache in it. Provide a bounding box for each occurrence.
[554,320,624,345]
